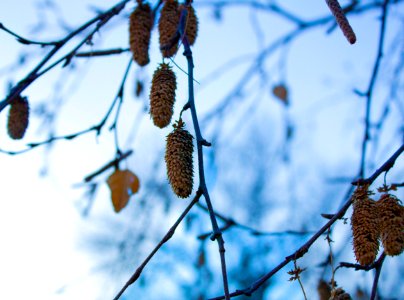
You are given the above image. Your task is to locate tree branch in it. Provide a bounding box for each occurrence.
[209,144,403,299]
[0,0,131,113]
[358,0,390,178]
[180,7,230,298]
[112,190,202,300]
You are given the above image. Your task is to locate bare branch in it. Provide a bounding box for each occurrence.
[113,190,202,300]
[0,0,131,113]
[358,0,391,178]
[209,144,403,299]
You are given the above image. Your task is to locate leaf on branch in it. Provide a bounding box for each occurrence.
[107,169,140,213]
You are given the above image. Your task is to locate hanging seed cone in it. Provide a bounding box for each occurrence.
[159,0,180,57]
[7,95,29,140]
[377,194,404,256]
[165,119,194,198]
[150,63,177,128]
[129,2,153,66]
[179,4,198,45]
[325,0,356,44]
[330,287,352,300]
[351,186,380,265]
[317,279,331,300]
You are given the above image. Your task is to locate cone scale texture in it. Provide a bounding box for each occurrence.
[351,187,380,265]
[165,119,194,198]
[179,4,198,46]
[159,0,180,57]
[331,287,352,300]
[150,63,177,128]
[129,2,153,66]
[377,194,404,256]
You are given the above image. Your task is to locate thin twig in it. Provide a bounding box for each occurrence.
[353,144,403,185]
[0,0,131,113]
[109,58,133,156]
[208,144,403,299]
[0,57,135,155]
[112,190,202,300]
[0,22,60,46]
[197,203,315,238]
[338,252,386,272]
[358,0,390,179]
[370,253,386,300]
[75,48,130,57]
[182,18,230,300]
[84,150,133,182]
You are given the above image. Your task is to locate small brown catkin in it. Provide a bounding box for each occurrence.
[7,96,29,140]
[350,186,380,265]
[165,119,194,198]
[330,287,352,300]
[317,279,331,300]
[129,2,153,67]
[159,0,180,57]
[179,4,198,46]
[325,0,356,44]
[377,194,404,256]
[150,63,177,128]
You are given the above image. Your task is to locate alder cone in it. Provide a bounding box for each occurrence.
[165,119,194,198]
[159,0,180,57]
[150,63,177,128]
[129,2,153,66]
[7,96,29,140]
[377,194,404,256]
[351,186,380,265]
[179,4,198,45]
[330,288,352,300]
[317,280,331,300]
[325,0,356,44]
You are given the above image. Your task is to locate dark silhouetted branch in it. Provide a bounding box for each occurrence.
[112,190,202,300]
[180,7,230,299]
[0,22,60,46]
[0,0,131,113]
[353,144,404,186]
[84,150,133,183]
[75,48,130,57]
[209,144,403,299]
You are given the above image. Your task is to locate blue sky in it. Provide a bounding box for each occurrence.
[0,1,403,299]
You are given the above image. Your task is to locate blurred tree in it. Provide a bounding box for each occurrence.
[0,0,403,299]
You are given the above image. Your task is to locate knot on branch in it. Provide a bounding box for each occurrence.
[210,229,222,241]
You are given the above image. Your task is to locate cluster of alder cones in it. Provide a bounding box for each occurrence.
[351,185,404,266]
[150,64,194,198]
[129,0,198,199]
[129,0,198,66]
